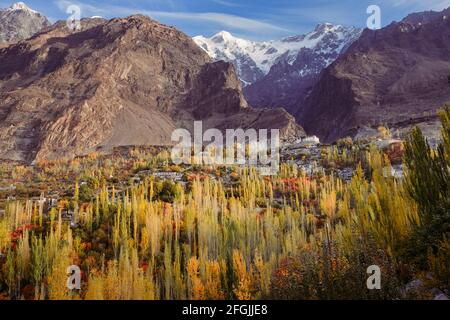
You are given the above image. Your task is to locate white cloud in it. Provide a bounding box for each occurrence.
[212,0,243,7]
[54,0,289,33]
[275,2,361,27]
[152,11,289,32]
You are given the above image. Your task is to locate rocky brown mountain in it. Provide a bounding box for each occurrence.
[0,15,304,162]
[0,2,50,44]
[297,8,450,143]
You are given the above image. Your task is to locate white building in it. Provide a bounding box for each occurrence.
[301,136,320,144]
[288,136,321,149]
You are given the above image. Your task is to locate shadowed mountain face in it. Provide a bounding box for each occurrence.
[244,24,361,114]
[0,2,50,44]
[194,25,361,114]
[297,8,450,143]
[0,15,304,162]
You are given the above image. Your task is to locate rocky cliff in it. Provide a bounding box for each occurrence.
[298,8,450,142]
[0,2,50,44]
[0,15,304,162]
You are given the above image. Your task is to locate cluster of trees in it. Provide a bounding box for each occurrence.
[0,107,448,300]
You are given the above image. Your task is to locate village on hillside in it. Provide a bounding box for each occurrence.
[0,130,407,227]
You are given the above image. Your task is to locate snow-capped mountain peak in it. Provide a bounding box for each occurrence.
[313,22,335,32]
[211,30,234,42]
[194,23,361,86]
[241,23,362,113]
[0,2,50,43]
[7,2,37,14]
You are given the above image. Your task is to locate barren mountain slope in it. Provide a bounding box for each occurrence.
[298,8,450,142]
[0,15,304,162]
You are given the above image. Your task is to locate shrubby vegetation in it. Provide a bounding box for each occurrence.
[0,107,448,300]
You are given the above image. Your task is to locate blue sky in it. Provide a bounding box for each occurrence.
[1,0,450,40]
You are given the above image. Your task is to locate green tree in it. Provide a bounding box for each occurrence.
[403,105,450,265]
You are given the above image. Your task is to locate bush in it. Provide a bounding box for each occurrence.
[79,184,94,203]
[336,137,353,148]
[377,126,392,139]
[270,241,401,299]
[426,237,450,294]
[158,180,181,203]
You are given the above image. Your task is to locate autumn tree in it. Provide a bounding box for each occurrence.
[187,257,205,300]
